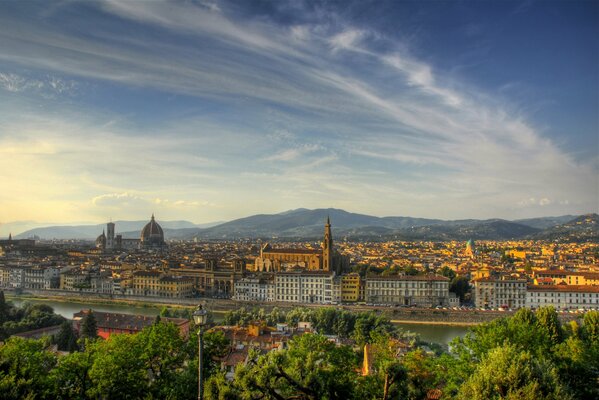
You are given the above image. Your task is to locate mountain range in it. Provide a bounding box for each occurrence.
[7,209,597,242]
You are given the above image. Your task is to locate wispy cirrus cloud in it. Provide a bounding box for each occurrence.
[0,0,595,222]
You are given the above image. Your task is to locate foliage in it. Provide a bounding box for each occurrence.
[0,337,57,399]
[0,307,597,400]
[0,296,66,340]
[449,276,470,302]
[79,311,98,340]
[55,320,79,352]
[457,345,570,400]
[223,306,403,345]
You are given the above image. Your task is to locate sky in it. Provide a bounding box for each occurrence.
[0,0,597,226]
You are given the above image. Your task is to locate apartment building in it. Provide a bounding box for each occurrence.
[473,276,527,309]
[526,285,599,310]
[364,274,450,307]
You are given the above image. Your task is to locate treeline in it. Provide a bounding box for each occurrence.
[0,319,229,399]
[0,292,65,340]
[210,307,599,400]
[0,304,597,399]
[223,306,418,345]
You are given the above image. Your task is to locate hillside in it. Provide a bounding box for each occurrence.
[10,209,591,241]
[532,213,599,242]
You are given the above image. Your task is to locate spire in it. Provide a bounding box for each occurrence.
[326,215,330,225]
[8,233,11,241]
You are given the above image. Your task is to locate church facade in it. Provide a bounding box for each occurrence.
[254,218,348,274]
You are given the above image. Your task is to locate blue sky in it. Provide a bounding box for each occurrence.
[0,0,597,225]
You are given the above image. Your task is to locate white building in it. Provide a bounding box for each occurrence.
[526,285,599,310]
[364,275,450,307]
[233,276,275,302]
[8,267,26,289]
[275,271,335,304]
[24,267,45,289]
[43,267,61,289]
[91,273,114,294]
[473,277,527,309]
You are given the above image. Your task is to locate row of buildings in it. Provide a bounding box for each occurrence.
[234,271,456,307]
[473,269,599,310]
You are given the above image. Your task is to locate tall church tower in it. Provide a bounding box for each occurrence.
[106,222,115,249]
[322,216,333,271]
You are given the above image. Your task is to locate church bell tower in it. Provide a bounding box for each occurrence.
[323,216,333,271]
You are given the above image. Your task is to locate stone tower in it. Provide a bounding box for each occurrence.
[322,216,333,271]
[106,221,115,249]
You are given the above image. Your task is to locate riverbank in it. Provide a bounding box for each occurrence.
[3,288,582,325]
[391,320,479,327]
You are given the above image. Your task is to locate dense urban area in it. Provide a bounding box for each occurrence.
[0,215,598,399]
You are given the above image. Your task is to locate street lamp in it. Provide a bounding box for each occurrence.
[193,304,208,400]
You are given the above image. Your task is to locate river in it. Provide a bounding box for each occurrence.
[8,297,471,344]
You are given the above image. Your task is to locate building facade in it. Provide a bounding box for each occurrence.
[473,277,527,309]
[341,273,361,302]
[274,271,336,304]
[526,285,599,310]
[364,275,450,307]
[233,276,275,302]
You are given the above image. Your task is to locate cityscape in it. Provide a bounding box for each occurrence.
[1,1,597,400]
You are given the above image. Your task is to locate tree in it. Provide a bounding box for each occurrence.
[582,310,599,345]
[0,337,57,399]
[220,334,359,400]
[458,345,571,400]
[55,320,79,352]
[449,276,471,303]
[79,311,98,340]
[535,307,563,345]
[50,349,95,399]
[439,266,456,280]
[0,291,10,325]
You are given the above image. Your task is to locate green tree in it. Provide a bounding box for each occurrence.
[55,320,79,352]
[458,345,571,400]
[0,337,57,399]
[535,307,563,345]
[582,310,599,344]
[223,334,359,400]
[87,333,146,399]
[449,276,471,303]
[50,349,95,399]
[0,291,11,325]
[439,266,456,280]
[79,311,98,340]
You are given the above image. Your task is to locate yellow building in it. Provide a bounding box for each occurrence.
[534,270,599,286]
[471,266,492,280]
[506,250,527,260]
[132,270,194,298]
[341,273,361,302]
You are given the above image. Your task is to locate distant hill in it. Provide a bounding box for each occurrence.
[10,209,592,241]
[514,215,576,230]
[14,220,221,240]
[176,208,576,241]
[532,214,598,242]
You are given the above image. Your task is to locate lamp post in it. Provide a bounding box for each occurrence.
[193,305,208,400]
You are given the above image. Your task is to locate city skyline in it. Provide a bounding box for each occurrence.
[1,0,597,224]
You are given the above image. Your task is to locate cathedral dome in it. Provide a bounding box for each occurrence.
[140,214,165,247]
[96,231,106,249]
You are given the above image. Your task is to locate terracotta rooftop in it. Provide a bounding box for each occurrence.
[263,248,322,255]
[367,274,449,282]
[527,284,599,293]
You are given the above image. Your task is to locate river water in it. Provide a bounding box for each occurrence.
[8,297,471,344]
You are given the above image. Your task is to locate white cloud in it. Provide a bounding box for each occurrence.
[0,1,595,221]
[0,72,77,95]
